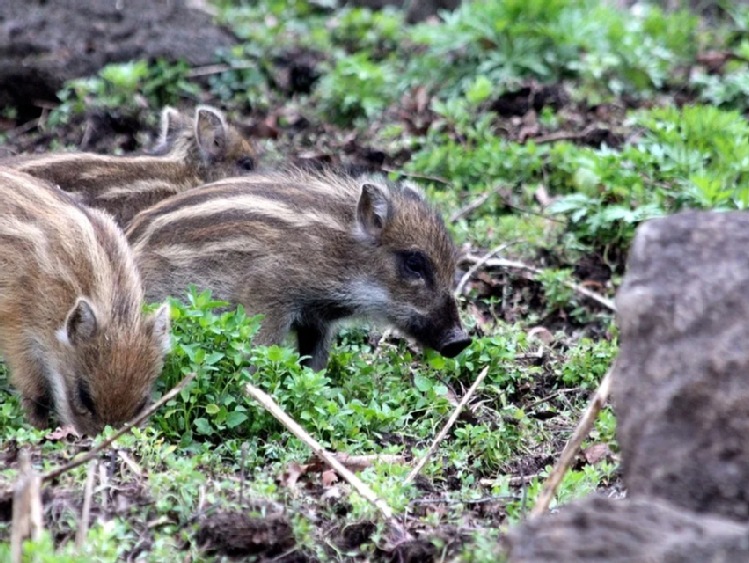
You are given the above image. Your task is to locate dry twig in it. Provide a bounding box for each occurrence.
[244,382,412,541]
[186,61,256,78]
[239,442,248,506]
[41,372,196,483]
[455,243,512,296]
[10,450,44,563]
[381,167,451,186]
[404,366,490,485]
[409,494,514,506]
[118,450,143,478]
[76,460,98,551]
[533,124,607,145]
[530,368,613,517]
[450,185,506,223]
[461,254,616,312]
[326,453,407,472]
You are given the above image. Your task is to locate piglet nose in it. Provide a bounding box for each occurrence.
[439,328,472,358]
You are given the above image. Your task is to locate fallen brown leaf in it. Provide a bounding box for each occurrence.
[278,462,309,488]
[44,426,81,442]
[528,326,554,345]
[582,443,612,465]
[322,469,339,488]
[534,184,554,208]
[307,454,407,474]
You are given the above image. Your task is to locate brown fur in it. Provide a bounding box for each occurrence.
[2,106,256,228]
[0,167,171,434]
[127,168,470,370]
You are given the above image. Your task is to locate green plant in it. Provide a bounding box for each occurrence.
[329,7,405,56]
[404,0,696,100]
[153,289,262,447]
[49,59,199,126]
[208,47,273,110]
[408,0,589,96]
[315,53,398,124]
[559,338,617,389]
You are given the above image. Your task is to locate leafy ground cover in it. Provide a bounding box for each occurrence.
[2,0,749,560]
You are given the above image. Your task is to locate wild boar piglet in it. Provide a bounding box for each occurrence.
[2,105,256,227]
[127,168,471,370]
[0,167,171,435]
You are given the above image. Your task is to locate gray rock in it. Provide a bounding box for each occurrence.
[505,496,749,563]
[0,0,236,120]
[612,211,749,520]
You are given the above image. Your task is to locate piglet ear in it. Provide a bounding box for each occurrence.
[356,183,391,241]
[159,106,186,142]
[64,298,98,346]
[195,105,230,161]
[151,302,172,355]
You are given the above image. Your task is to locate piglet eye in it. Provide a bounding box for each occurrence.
[77,379,97,416]
[405,254,425,276]
[237,157,255,171]
[399,250,431,281]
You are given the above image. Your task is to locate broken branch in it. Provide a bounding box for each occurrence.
[530,368,613,517]
[455,243,512,296]
[405,366,490,485]
[10,450,44,563]
[244,382,412,541]
[450,185,507,223]
[461,254,616,312]
[75,460,98,551]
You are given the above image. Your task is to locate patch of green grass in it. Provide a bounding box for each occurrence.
[403,0,697,101]
[547,104,749,245]
[329,7,405,56]
[150,289,550,473]
[0,277,613,557]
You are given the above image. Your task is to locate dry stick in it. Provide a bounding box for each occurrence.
[244,382,412,541]
[380,167,451,186]
[118,450,143,478]
[327,454,407,472]
[462,255,617,312]
[450,185,506,223]
[239,442,248,506]
[186,61,256,78]
[10,450,44,563]
[410,494,514,506]
[404,366,490,485]
[75,460,98,551]
[455,243,512,296]
[533,125,600,145]
[41,372,196,483]
[529,368,613,517]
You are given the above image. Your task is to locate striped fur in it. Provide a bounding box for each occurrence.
[128,168,470,370]
[0,167,170,434]
[2,106,256,228]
